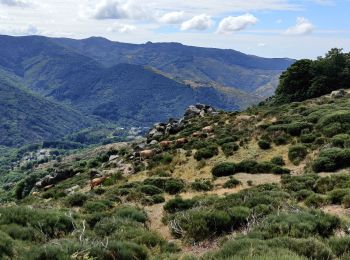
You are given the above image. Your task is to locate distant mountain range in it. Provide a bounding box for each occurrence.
[0,35,295,147]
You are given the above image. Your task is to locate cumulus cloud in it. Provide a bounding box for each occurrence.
[107,22,136,33]
[87,0,148,20]
[0,0,30,7]
[159,11,186,24]
[180,14,213,31]
[217,13,258,34]
[284,17,314,35]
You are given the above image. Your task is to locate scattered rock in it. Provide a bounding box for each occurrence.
[331,89,347,98]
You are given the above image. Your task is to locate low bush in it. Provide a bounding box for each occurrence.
[258,140,271,150]
[151,194,165,204]
[328,188,350,204]
[313,148,350,172]
[304,194,328,208]
[328,236,350,257]
[288,145,308,165]
[164,197,196,213]
[300,133,317,143]
[139,185,163,195]
[84,201,110,213]
[1,224,44,242]
[164,179,185,195]
[332,134,350,148]
[223,177,241,188]
[191,179,213,192]
[65,193,88,207]
[212,163,236,177]
[221,142,239,156]
[212,161,290,177]
[0,207,73,238]
[0,231,15,259]
[194,146,219,161]
[113,206,147,223]
[271,156,285,166]
[318,111,350,137]
[252,210,340,239]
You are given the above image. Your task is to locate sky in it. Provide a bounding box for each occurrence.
[0,0,349,59]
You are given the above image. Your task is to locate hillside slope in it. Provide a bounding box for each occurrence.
[0,88,349,259]
[0,77,92,146]
[54,37,294,96]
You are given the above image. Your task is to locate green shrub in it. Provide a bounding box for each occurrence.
[300,133,317,143]
[328,236,350,257]
[65,193,88,207]
[288,145,308,165]
[0,231,14,259]
[164,179,185,195]
[151,194,165,204]
[223,177,241,188]
[139,185,163,195]
[1,224,44,242]
[304,194,328,208]
[212,163,236,177]
[113,206,147,223]
[271,156,285,166]
[0,207,73,239]
[252,210,340,239]
[191,179,213,192]
[221,142,239,156]
[287,122,313,136]
[91,241,148,260]
[313,148,350,172]
[258,140,271,150]
[84,201,109,213]
[318,111,350,137]
[217,136,239,145]
[164,197,196,213]
[332,134,350,148]
[328,188,350,204]
[342,194,350,208]
[194,146,219,161]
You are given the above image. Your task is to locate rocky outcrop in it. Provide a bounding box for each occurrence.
[35,168,76,189]
[331,89,348,98]
[184,104,216,119]
[147,104,216,141]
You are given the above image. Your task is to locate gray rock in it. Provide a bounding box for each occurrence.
[331,89,347,98]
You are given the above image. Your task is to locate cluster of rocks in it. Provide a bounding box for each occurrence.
[184,104,217,120]
[147,104,216,141]
[35,168,76,189]
[330,89,348,99]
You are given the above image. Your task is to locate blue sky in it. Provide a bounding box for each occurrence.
[0,0,349,59]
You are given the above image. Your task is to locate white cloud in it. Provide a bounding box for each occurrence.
[87,0,149,20]
[217,13,258,34]
[0,24,39,35]
[180,14,213,31]
[159,11,186,24]
[284,17,314,35]
[276,19,283,24]
[258,42,266,47]
[107,22,136,33]
[0,0,30,7]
